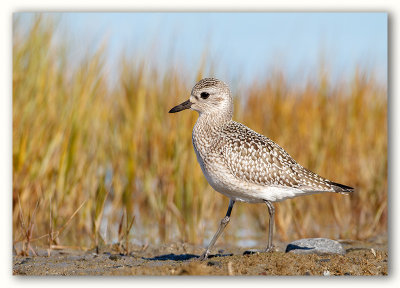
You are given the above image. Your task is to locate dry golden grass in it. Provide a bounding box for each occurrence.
[12,15,387,251]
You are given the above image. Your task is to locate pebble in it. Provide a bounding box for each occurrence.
[109,254,123,261]
[207,261,221,268]
[285,238,346,255]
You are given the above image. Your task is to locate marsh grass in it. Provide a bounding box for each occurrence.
[12,15,387,252]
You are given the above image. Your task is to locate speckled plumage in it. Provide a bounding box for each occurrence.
[187,78,353,203]
[169,78,353,259]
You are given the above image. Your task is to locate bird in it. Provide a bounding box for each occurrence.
[169,78,354,260]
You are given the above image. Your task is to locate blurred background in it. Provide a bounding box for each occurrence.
[13,13,387,252]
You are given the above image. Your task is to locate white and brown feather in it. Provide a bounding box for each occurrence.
[220,121,334,191]
[188,78,353,203]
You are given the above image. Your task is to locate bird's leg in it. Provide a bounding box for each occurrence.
[243,200,275,255]
[264,200,275,252]
[199,199,235,260]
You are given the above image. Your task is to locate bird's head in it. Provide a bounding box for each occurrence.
[169,78,233,118]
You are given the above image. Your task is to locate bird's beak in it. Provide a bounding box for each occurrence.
[169,99,192,113]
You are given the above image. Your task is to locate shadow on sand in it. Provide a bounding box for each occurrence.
[142,253,233,261]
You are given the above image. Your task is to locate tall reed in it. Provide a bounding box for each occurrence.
[13,15,387,249]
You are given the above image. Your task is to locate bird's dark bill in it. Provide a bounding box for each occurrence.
[169,99,192,113]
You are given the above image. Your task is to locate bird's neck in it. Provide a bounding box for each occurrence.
[196,111,231,130]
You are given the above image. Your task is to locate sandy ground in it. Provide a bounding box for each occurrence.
[13,239,388,276]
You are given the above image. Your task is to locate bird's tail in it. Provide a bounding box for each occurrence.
[328,181,355,194]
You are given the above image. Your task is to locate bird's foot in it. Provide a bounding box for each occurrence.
[264,245,275,253]
[198,250,210,261]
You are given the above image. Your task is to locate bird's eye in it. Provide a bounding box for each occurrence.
[200,92,210,99]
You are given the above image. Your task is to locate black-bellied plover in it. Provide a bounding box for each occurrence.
[169,78,354,260]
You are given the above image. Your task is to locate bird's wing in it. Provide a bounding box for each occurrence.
[219,121,352,193]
